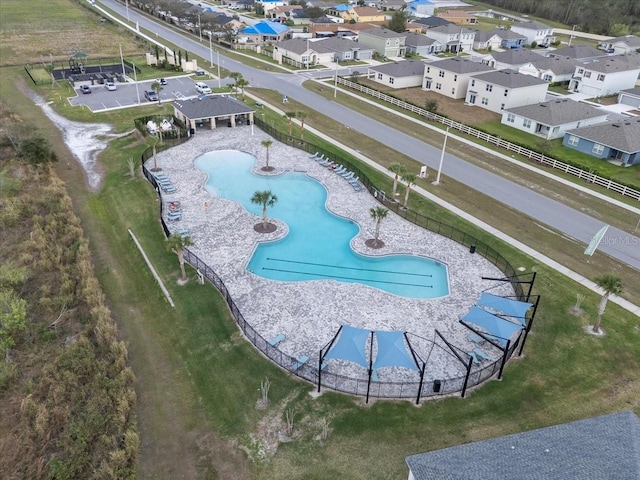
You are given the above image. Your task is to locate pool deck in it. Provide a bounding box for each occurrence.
[148,127,514,383]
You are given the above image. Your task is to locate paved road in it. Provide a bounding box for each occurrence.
[99,0,640,270]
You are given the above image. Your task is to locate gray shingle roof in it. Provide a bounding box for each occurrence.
[406,411,640,480]
[405,32,438,47]
[472,69,548,88]
[607,34,640,47]
[490,48,545,65]
[582,55,640,73]
[548,44,605,59]
[513,20,552,31]
[369,59,426,77]
[494,29,526,41]
[473,29,500,42]
[567,117,640,153]
[532,55,580,75]
[427,57,493,74]
[620,86,640,97]
[173,95,254,120]
[506,99,607,125]
[412,16,452,28]
[360,27,406,39]
[275,38,311,55]
[428,24,476,35]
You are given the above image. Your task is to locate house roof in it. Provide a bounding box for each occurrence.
[472,69,548,88]
[240,20,288,35]
[568,118,640,153]
[274,38,313,54]
[506,99,607,125]
[360,26,405,39]
[582,55,640,74]
[512,20,552,31]
[333,4,351,12]
[412,16,452,28]
[428,24,476,35]
[490,48,545,65]
[532,55,580,75]
[473,29,501,42]
[276,36,369,54]
[494,29,526,41]
[406,411,640,480]
[405,32,438,47]
[427,57,493,74]
[369,59,427,77]
[548,44,605,59]
[606,34,640,47]
[173,95,255,120]
[619,86,640,97]
[353,6,383,16]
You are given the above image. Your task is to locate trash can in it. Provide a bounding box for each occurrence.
[470,245,476,254]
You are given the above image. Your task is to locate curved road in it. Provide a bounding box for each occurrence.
[101,0,640,270]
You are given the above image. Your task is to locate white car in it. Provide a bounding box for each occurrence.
[195,82,212,94]
[105,82,116,91]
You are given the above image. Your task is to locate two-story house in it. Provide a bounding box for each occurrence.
[599,35,640,54]
[495,29,527,49]
[519,56,579,84]
[483,48,545,70]
[358,27,406,58]
[405,32,442,56]
[437,10,478,25]
[473,29,503,51]
[425,24,476,54]
[502,99,609,140]
[423,57,493,99]
[510,20,555,47]
[368,60,428,89]
[568,56,640,97]
[329,5,388,23]
[465,69,548,113]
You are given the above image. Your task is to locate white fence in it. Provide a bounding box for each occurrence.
[337,78,640,202]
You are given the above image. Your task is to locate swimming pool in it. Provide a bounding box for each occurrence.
[195,150,449,299]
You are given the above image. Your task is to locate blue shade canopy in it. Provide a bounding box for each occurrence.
[477,292,532,325]
[324,325,370,368]
[462,307,524,347]
[373,331,419,371]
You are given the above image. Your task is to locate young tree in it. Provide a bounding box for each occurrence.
[387,11,407,33]
[251,190,278,230]
[18,136,58,165]
[425,99,439,113]
[401,172,417,209]
[151,80,163,105]
[166,234,194,283]
[284,112,296,136]
[296,111,308,138]
[236,77,249,99]
[388,162,406,197]
[369,206,388,247]
[261,139,273,170]
[229,72,243,96]
[592,274,623,333]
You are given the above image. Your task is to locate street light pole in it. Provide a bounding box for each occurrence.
[209,34,213,67]
[217,49,221,89]
[433,126,449,185]
[125,0,130,22]
[334,58,339,98]
[568,24,577,47]
[132,62,140,105]
[198,14,202,42]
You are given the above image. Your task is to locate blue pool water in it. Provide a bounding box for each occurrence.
[195,150,449,299]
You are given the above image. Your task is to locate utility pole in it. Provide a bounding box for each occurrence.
[433,127,449,185]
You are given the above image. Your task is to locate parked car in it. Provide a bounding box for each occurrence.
[80,85,91,94]
[105,82,117,91]
[195,82,212,94]
[157,78,167,86]
[144,90,158,102]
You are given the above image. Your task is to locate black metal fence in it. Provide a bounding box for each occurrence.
[141,121,529,402]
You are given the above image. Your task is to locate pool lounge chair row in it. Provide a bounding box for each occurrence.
[153,172,177,193]
[320,161,364,193]
[467,348,493,364]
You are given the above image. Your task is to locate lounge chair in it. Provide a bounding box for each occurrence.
[176,228,189,238]
[291,354,309,371]
[318,159,331,167]
[334,166,346,174]
[309,152,320,159]
[468,332,483,344]
[268,333,285,347]
[342,171,355,180]
[161,186,177,193]
[467,350,479,364]
[314,154,326,162]
[348,176,360,186]
[472,348,492,362]
[352,183,363,192]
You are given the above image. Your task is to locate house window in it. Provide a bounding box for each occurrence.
[504,89,508,97]
[426,67,430,73]
[451,88,455,95]
[592,143,604,155]
[377,73,383,80]
[481,97,488,105]
[471,79,475,87]
[389,77,394,85]
[523,119,532,128]
[439,71,445,77]
[507,113,515,123]
[486,84,493,92]
[584,71,591,78]
[543,74,553,82]
[454,74,458,81]
[500,103,505,110]
[567,135,579,146]
[436,83,442,90]
[577,68,584,75]
[425,80,432,89]
[597,74,605,81]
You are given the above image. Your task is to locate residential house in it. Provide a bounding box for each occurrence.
[563,118,640,166]
[599,35,640,54]
[547,44,606,60]
[405,0,435,18]
[465,69,548,113]
[473,29,503,51]
[502,99,609,140]
[618,87,640,108]
[483,48,545,70]
[376,0,407,12]
[423,57,493,99]
[268,5,304,23]
[568,56,640,97]
[406,411,640,480]
[494,29,526,49]
[309,21,375,39]
[257,0,288,13]
[405,32,442,56]
[329,5,388,24]
[519,55,578,84]
[368,60,427,89]
[437,10,478,25]
[238,21,289,44]
[425,24,476,54]
[358,27,407,58]
[510,20,555,47]
[411,16,451,31]
[273,36,374,66]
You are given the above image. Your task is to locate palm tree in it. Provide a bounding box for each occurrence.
[166,234,194,283]
[284,112,296,136]
[369,206,388,247]
[388,162,406,198]
[151,80,163,105]
[296,111,308,138]
[592,274,623,333]
[236,78,249,99]
[261,139,273,171]
[401,172,417,209]
[251,190,278,230]
[229,72,243,96]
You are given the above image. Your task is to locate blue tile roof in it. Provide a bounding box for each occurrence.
[240,20,289,35]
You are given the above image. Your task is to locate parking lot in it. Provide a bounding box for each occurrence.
[68,74,219,112]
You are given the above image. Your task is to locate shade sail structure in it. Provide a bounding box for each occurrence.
[324,325,370,368]
[461,307,524,347]
[373,331,419,371]
[477,292,532,325]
